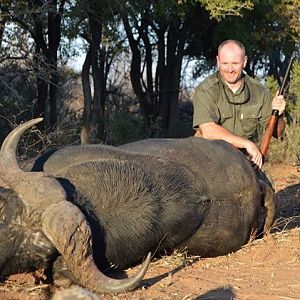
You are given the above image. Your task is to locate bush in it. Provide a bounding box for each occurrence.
[109,111,145,145]
[268,123,300,165]
[264,60,300,166]
[289,60,300,124]
[0,64,36,144]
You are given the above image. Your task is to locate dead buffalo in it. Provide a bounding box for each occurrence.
[0,118,275,295]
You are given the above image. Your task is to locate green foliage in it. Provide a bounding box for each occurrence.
[268,124,300,164]
[282,0,300,41]
[199,0,254,20]
[176,0,254,20]
[167,118,194,138]
[109,111,145,146]
[289,60,300,124]
[195,0,297,79]
[264,75,279,96]
[265,59,300,125]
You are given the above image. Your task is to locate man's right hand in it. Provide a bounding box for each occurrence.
[245,140,263,169]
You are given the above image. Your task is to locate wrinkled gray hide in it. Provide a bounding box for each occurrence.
[34,137,262,258]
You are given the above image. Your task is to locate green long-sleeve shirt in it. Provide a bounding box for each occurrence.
[193,72,272,143]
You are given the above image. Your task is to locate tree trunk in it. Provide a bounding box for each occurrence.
[122,16,151,132]
[158,22,185,137]
[159,63,181,137]
[30,0,64,130]
[0,14,7,47]
[89,19,105,142]
[81,49,92,144]
[35,68,48,119]
[47,0,64,129]
[122,9,188,137]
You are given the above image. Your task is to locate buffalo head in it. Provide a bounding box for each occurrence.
[0,118,151,294]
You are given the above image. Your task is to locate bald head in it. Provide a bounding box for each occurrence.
[218,40,246,56]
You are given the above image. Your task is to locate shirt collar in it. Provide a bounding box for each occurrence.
[218,72,250,104]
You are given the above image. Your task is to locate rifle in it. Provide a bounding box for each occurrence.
[259,56,294,161]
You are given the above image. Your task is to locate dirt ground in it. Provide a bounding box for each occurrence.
[0,163,299,300]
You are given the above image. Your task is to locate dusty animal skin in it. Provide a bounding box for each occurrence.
[51,286,100,300]
[0,118,275,295]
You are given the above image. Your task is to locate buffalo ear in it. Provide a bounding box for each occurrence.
[257,179,276,237]
[41,201,151,294]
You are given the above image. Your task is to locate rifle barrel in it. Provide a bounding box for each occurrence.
[279,56,294,95]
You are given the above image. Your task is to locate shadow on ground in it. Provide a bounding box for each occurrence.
[107,255,201,290]
[272,183,300,231]
[196,287,236,300]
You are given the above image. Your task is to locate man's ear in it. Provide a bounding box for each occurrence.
[243,56,248,68]
[216,56,220,68]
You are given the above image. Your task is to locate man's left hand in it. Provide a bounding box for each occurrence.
[272,91,286,115]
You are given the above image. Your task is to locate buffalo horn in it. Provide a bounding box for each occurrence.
[0,118,43,171]
[42,201,151,294]
[0,118,67,207]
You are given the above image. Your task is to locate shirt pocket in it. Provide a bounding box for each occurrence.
[220,109,233,124]
[240,107,261,136]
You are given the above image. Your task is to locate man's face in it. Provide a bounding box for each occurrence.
[216,43,247,86]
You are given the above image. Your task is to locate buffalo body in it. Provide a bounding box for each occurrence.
[0,119,274,294]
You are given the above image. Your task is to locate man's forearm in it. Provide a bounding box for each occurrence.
[199,121,263,168]
[199,122,250,149]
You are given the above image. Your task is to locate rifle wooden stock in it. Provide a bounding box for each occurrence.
[259,109,279,159]
[259,55,293,162]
